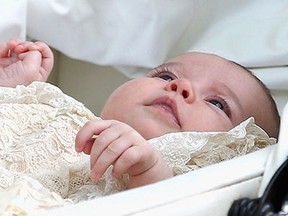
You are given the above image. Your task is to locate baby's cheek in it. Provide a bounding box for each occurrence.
[182,113,233,133]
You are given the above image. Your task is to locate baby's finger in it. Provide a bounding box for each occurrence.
[81,139,94,155]
[34,42,54,80]
[113,138,156,177]
[90,136,131,180]
[6,39,22,50]
[0,39,23,58]
[75,119,110,152]
[12,41,37,54]
[18,50,42,73]
[33,42,53,59]
[0,42,12,57]
[89,125,123,166]
[111,146,141,177]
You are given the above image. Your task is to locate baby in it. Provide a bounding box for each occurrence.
[0,39,280,191]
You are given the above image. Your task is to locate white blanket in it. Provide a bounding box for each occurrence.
[1,1,287,77]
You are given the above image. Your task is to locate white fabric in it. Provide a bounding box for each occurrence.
[252,67,288,115]
[24,0,288,78]
[0,0,26,41]
[1,1,287,78]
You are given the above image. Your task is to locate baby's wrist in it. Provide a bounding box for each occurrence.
[127,159,173,189]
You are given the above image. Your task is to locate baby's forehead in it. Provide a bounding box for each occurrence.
[173,52,233,65]
[168,52,248,78]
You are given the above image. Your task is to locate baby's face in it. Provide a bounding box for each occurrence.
[101,52,271,139]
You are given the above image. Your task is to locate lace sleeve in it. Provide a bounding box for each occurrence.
[0,82,97,214]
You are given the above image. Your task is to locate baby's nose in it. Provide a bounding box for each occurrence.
[164,79,195,104]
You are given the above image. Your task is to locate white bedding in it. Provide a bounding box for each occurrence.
[1,1,287,76]
[25,0,288,78]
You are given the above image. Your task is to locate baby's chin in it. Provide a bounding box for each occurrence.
[133,124,175,140]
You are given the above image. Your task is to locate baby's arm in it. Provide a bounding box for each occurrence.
[75,119,173,189]
[0,39,54,87]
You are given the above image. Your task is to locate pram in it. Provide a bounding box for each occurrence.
[1,1,288,215]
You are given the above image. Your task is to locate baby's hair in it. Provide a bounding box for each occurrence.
[232,61,280,138]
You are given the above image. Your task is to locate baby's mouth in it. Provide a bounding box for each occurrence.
[147,97,181,127]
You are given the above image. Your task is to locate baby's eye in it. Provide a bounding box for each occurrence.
[208,98,231,118]
[147,65,179,82]
[158,74,174,82]
[209,100,224,110]
[148,70,177,82]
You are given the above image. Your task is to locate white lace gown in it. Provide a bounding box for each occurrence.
[0,82,275,215]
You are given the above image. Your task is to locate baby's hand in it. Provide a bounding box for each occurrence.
[0,39,54,87]
[75,119,173,188]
